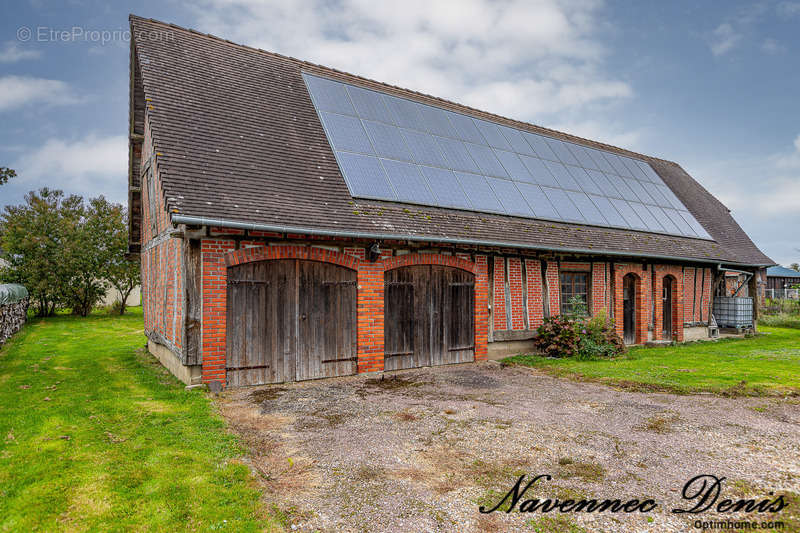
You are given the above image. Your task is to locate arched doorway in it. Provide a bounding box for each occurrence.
[623,273,637,344]
[384,265,475,370]
[225,259,357,386]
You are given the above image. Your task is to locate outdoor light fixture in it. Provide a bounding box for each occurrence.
[368,242,381,262]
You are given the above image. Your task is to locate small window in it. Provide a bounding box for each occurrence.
[560,271,590,316]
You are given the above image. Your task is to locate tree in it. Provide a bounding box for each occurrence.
[0,188,83,316]
[0,167,15,186]
[790,263,800,272]
[95,200,140,314]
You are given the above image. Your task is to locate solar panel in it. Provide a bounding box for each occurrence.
[543,187,584,222]
[447,111,486,144]
[401,128,448,167]
[420,166,472,209]
[320,112,374,154]
[383,94,427,132]
[456,172,504,212]
[437,137,481,173]
[305,75,355,115]
[418,104,459,138]
[516,182,560,219]
[465,142,508,178]
[363,120,412,161]
[488,178,534,216]
[382,159,435,204]
[547,139,581,166]
[567,191,607,225]
[474,119,512,150]
[346,85,394,124]
[303,72,712,240]
[493,149,533,182]
[337,152,395,199]
[544,160,581,191]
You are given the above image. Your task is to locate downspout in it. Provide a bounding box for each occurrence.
[716,264,753,297]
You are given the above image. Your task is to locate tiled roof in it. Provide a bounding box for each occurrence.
[129,15,773,267]
[766,266,800,278]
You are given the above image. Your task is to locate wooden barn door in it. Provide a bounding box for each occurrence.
[225,259,356,387]
[384,265,474,371]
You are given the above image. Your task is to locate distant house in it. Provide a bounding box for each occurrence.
[128,16,773,388]
[765,266,800,298]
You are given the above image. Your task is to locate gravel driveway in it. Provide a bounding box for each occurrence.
[218,362,800,533]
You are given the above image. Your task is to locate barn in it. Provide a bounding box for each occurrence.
[127,16,773,388]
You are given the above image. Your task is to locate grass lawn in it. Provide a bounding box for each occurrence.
[503,326,800,396]
[0,308,282,532]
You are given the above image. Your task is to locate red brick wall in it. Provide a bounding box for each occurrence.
[493,256,507,330]
[591,262,608,315]
[524,259,544,328]
[683,267,696,322]
[701,268,712,322]
[199,244,489,385]
[508,258,525,330]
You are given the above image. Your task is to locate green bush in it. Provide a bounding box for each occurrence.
[533,310,625,360]
[759,313,800,329]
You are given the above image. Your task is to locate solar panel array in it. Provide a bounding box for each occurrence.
[303,72,712,240]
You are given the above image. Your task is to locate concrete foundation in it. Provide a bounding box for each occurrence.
[683,326,711,342]
[147,340,202,385]
[487,339,537,360]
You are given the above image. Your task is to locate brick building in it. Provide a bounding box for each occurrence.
[128,16,773,388]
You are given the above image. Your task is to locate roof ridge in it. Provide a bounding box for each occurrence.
[128,14,676,166]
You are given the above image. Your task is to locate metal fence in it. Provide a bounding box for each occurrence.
[765,288,799,300]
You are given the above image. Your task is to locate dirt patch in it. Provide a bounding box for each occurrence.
[219,362,800,532]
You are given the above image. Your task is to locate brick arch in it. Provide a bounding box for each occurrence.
[613,265,649,345]
[382,253,477,274]
[654,267,684,342]
[225,244,360,271]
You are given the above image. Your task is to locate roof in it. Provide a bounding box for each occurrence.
[128,15,774,267]
[766,266,800,278]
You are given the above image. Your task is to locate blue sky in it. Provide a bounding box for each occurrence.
[1,0,798,265]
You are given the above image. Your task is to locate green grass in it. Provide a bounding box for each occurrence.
[759,313,800,329]
[0,307,281,532]
[502,327,800,396]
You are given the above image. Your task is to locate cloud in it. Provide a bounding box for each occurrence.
[548,119,643,151]
[777,1,800,17]
[709,23,741,56]
[0,75,81,112]
[794,134,800,152]
[187,0,632,123]
[12,134,128,203]
[0,41,41,63]
[761,38,785,54]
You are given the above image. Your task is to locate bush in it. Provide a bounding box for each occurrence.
[534,309,625,360]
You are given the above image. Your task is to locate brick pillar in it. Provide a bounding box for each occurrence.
[201,238,235,384]
[545,261,560,316]
[474,255,489,361]
[591,262,607,315]
[356,261,384,373]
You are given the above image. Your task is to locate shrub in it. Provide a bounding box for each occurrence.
[534,309,625,360]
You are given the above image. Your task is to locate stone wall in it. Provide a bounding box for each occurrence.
[0,298,28,347]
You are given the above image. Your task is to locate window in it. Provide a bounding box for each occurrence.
[560,272,590,316]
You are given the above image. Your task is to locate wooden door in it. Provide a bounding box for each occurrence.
[225,259,356,387]
[384,265,474,370]
[662,278,673,340]
[296,260,357,381]
[623,274,636,345]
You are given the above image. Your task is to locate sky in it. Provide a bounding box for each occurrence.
[0,0,798,265]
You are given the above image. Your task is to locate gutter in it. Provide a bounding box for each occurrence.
[717,264,753,297]
[171,214,771,268]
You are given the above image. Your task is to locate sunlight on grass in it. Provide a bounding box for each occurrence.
[0,308,282,532]
[503,327,800,395]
